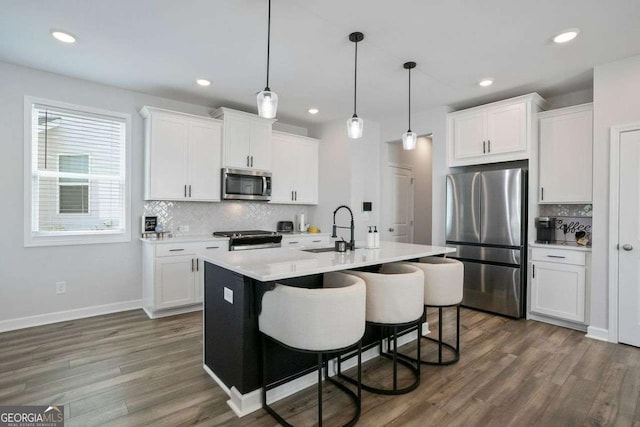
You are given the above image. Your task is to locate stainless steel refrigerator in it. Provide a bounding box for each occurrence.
[445,168,527,318]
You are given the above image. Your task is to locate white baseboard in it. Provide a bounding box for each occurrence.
[527,313,587,332]
[585,326,610,342]
[204,328,424,418]
[142,304,202,319]
[0,299,142,333]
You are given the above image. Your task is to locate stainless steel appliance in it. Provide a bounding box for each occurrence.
[535,217,556,243]
[213,230,282,251]
[277,221,294,233]
[445,168,527,318]
[221,168,271,201]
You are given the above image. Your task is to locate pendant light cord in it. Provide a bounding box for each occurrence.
[353,40,358,116]
[265,0,271,90]
[408,66,411,131]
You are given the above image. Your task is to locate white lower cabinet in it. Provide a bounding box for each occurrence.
[142,240,227,318]
[529,246,589,325]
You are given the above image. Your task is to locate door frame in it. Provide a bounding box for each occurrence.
[384,163,415,243]
[608,121,640,343]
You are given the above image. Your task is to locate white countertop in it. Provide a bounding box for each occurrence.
[200,241,456,282]
[280,232,331,237]
[529,242,592,252]
[140,235,229,245]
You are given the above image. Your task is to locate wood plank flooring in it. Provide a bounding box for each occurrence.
[0,308,638,426]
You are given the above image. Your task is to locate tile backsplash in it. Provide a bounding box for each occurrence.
[144,201,312,235]
[539,204,592,218]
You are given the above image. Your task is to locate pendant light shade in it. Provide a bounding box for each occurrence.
[257,0,278,119]
[402,61,417,150]
[347,115,364,139]
[402,131,417,150]
[347,32,364,139]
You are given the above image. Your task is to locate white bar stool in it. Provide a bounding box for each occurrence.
[259,271,366,427]
[405,257,464,365]
[340,263,424,395]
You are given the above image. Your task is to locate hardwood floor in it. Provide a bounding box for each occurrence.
[1,308,638,426]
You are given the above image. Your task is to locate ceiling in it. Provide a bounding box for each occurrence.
[1,0,639,127]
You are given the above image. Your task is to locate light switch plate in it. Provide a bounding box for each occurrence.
[223,287,233,304]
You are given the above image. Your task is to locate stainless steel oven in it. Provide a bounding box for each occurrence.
[221,168,271,201]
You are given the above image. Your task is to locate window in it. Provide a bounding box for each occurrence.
[58,154,90,214]
[24,97,131,246]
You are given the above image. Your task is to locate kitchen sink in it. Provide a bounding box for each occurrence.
[301,247,337,253]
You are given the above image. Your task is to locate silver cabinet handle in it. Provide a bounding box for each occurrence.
[488,139,491,153]
[206,246,219,249]
[294,191,297,201]
[250,156,254,167]
[312,240,321,243]
[189,185,192,197]
[291,191,294,201]
[483,141,486,154]
[169,248,184,252]
[532,264,535,278]
[541,187,544,201]
[191,258,195,272]
[547,255,566,259]
[623,244,633,251]
[389,228,395,232]
[184,185,187,197]
[196,258,199,271]
[247,155,250,167]
[288,241,299,244]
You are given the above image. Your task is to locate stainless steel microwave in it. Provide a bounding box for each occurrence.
[221,168,272,201]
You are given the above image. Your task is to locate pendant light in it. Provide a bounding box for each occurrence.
[257,0,278,119]
[402,61,417,150]
[347,32,364,139]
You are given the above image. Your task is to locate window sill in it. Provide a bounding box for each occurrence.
[24,231,131,247]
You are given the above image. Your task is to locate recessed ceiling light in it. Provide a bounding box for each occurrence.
[308,108,319,115]
[553,29,580,44]
[196,79,211,87]
[479,79,494,87]
[51,30,76,43]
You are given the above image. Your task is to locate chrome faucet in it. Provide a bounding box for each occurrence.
[331,205,355,250]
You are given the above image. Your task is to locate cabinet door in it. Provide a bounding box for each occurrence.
[195,245,226,303]
[486,102,527,155]
[530,261,585,322]
[250,120,272,170]
[270,133,296,203]
[294,139,319,205]
[223,115,252,169]
[539,108,593,203]
[148,114,189,200]
[188,120,222,201]
[453,111,486,159]
[155,256,196,309]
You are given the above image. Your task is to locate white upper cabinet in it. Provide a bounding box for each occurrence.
[141,107,222,201]
[212,107,275,171]
[447,93,546,167]
[270,131,319,205]
[538,103,593,204]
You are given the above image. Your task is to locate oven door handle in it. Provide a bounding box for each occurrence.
[231,242,282,251]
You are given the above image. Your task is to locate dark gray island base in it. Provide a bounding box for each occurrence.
[199,242,455,416]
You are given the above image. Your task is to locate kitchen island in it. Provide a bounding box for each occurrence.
[200,241,455,416]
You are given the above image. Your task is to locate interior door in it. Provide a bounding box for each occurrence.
[618,128,640,347]
[387,166,414,242]
[188,120,222,201]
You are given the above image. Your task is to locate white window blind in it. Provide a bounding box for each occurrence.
[28,101,128,244]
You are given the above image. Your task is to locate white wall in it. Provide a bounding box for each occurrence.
[545,88,593,110]
[387,136,433,244]
[379,106,451,245]
[591,54,640,334]
[310,119,380,243]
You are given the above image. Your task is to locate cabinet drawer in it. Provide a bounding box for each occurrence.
[531,248,585,266]
[156,243,200,257]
